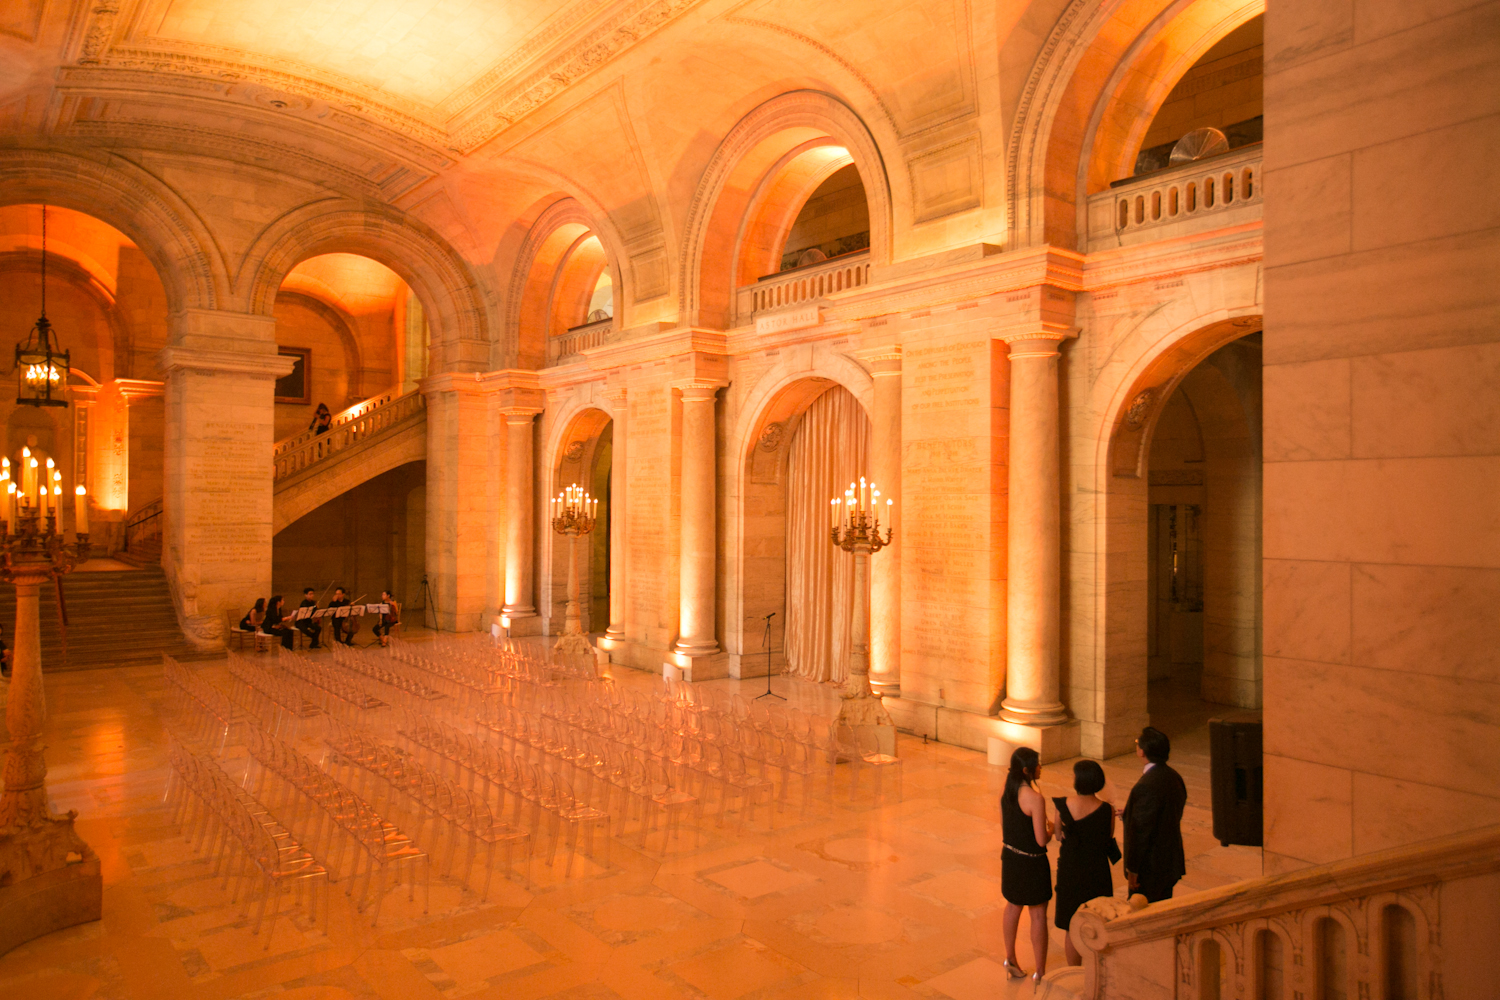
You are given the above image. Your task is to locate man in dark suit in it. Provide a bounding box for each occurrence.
[1123,725,1188,902]
[295,587,323,649]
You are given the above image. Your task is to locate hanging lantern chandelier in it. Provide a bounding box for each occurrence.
[15,205,70,408]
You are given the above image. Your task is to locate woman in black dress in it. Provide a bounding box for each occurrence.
[1000,746,1053,984]
[1054,759,1116,965]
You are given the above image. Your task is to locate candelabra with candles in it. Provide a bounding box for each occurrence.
[549,484,598,656]
[0,470,97,956]
[829,477,896,736]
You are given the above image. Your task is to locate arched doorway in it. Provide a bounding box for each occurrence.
[1145,333,1262,719]
[737,374,874,683]
[547,408,613,638]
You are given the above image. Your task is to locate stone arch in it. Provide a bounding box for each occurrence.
[1240,918,1295,1000]
[0,149,221,313]
[506,198,625,369]
[242,201,491,375]
[724,352,874,672]
[1007,0,1262,250]
[1073,303,1262,756]
[680,91,894,329]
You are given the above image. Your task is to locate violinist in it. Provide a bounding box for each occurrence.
[328,587,356,646]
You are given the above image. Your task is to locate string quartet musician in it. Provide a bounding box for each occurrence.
[372,590,399,647]
[328,587,356,646]
[295,587,324,649]
[263,596,296,650]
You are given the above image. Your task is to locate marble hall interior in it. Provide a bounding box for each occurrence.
[0,1,1495,998]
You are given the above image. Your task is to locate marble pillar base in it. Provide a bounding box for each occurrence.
[727,650,787,680]
[502,613,543,637]
[843,722,896,757]
[0,854,101,958]
[553,632,593,656]
[883,697,1081,762]
[660,651,730,683]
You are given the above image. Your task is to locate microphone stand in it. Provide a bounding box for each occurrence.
[753,612,784,701]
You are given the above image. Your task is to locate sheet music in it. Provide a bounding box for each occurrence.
[335,607,350,618]
[351,605,366,615]
[293,607,311,621]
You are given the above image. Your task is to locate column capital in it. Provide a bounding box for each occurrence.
[168,308,277,356]
[999,324,1077,359]
[855,344,903,377]
[157,346,295,380]
[673,381,725,403]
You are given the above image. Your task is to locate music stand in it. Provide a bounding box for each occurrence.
[753,612,784,701]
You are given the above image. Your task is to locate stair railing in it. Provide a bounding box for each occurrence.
[124,498,163,554]
[273,389,426,482]
[1068,823,1500,1000]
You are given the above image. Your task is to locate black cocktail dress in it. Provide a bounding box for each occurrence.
[1001,793,1052,905]
[1053,797,1115,930]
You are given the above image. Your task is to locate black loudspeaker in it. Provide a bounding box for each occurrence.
[1209,718,1263,847]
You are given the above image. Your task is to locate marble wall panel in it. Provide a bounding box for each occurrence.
[1350,341,1500,459]
[625,383,679,651]
[1263,753,1352,865]
[1262,358,1350,462]
[1263,4,1500,169]
[1350,772,1500,856]
[1350,563,1500,684]
[1264,656,1500,795]
[1262,559,1350,665]
[1264,456,1500,568]
[1260,154,1351,266]
[1351,113,1500,252]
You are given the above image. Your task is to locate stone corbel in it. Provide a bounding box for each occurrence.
[156,346,295,380]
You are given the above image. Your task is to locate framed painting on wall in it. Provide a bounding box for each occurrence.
[275,347,312,404]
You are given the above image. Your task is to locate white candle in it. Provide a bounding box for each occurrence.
[75,484,88,533]
[24,455,36,506]
[6,481,14,527]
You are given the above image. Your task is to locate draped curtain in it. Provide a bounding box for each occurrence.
[784,386,870,683]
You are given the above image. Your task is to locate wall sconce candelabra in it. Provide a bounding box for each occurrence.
[549,484,598,656]
[829,478,896,732]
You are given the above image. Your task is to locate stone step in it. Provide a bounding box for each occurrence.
[0,568,199,671]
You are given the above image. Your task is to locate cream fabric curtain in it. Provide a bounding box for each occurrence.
[784,385,871,684]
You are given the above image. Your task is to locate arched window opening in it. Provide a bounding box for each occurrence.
[778,163,870,272]
[1382,905,1419,1000]
[1199,938,1223,1000]
[1132,15,1264,177]
[586,270,613,323]
[1315,918,1348,1000]
[1256,929,1283,999]
[274,253,412,442]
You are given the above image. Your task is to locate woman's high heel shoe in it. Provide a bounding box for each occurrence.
[1032,970,1045,990]
[1003,960,1027,979]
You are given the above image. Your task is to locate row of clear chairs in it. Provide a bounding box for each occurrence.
[323,717,530,899]
[243,725,428,925]
[396,711,611,872]
[277,649,389,721]
[328,641,446,702]
[164,735,328,948]
[226,652,323,739]
[163,654,240,754]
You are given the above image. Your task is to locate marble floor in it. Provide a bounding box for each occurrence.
[0,641,1260,999]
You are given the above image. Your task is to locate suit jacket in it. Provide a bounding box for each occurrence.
[1122,762,1187,883]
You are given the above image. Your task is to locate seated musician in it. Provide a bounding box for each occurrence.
[328,587,354,646]
[295,587,323,649]
[263,595,296,650]
[372,589,400,647]
[238,597,265,632]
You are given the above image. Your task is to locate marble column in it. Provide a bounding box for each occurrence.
[999,331,1072,727]
[868,350,902,697]
[159,310,292,643]
[674,383,721,658]
[603,388,628,642]
[423,374,500,632]
[502,408,540,623]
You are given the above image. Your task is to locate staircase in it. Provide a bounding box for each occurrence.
[273,389,427,533]
[0,566,202,670]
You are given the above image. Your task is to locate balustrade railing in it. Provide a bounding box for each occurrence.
[1087,144,1262,250]
[550,319,611,364]
[273,389,426,481]
[1064,823,1499,1000]
[735,250,871,321]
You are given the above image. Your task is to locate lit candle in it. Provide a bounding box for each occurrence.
[24,453,36,505]
[6,481,14,525]
[75,484,88,534]
[40,484,49,518]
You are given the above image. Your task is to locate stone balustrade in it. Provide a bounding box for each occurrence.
[272,389,426,481]
[1087,144,1262,251]
[550,319,612,364]
[1056,823,1500,1000]
[735,250,871,322]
